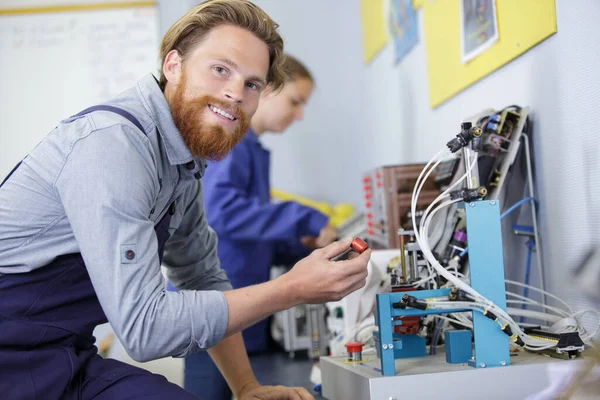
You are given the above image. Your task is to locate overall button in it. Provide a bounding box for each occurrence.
[185,161,195,170]
[125,250,135,260]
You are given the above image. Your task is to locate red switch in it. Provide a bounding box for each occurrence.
[344,342,364,362]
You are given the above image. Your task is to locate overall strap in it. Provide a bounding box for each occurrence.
[74,105,144,133]
[1,105,144,188]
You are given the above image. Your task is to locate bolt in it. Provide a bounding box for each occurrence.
[480,362,486,368]
[382,344,388,350]
[469,202,475,207]
[490,200,496,205]
[389,343,394,349]
[501,360,507,366]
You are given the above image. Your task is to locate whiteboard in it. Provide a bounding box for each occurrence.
[0,4,160,178]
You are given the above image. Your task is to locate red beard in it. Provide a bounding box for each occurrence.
[170,74,248,161]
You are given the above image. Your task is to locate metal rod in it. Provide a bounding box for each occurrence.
[521,133,546,305]
[411,248,419,281]
[462,147,480,189]
[463,147,474,189]
[399,231,407,281]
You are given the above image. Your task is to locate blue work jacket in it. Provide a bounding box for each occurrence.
[202,129,328,352]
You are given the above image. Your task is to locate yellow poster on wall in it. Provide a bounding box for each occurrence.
[424,0,557,108]
[360,0,388,63]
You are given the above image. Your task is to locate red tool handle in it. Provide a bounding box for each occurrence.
[350,237,368,254]
[330,237,369,261]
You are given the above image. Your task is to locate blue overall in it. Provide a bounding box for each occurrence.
[182,130,328,399]
[0,106,200,400]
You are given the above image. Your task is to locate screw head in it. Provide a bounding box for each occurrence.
[382,344,388,350]
[480,362,486,368]
[389,343,394,349]
[490,200,496,205]
[469,202,475,207]
[501,360,507,366]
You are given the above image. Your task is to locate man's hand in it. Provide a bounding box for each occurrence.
[279,238,371,304]
[239,382,314,400]
[315,224,337,248]
[221,240,370,337]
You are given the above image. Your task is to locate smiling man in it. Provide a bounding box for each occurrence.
[0,1,371,399]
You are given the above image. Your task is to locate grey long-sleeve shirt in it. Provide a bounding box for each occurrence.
[0,73,232,362]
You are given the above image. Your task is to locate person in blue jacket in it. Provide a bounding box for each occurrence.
[183,54,337,399]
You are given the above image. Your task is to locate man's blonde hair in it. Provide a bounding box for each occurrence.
[159,0,285,91]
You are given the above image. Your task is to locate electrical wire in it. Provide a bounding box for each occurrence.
[411,147,557,350]
[359,140,592,358]
[505,280,573,314]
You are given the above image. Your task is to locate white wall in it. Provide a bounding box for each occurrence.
[252,0,367,207]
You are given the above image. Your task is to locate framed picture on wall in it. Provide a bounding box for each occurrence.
[460,0,499,63]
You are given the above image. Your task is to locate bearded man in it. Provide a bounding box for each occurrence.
[0,1,370,399]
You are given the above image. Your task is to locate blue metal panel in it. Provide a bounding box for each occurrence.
[376,293,396,376]
[393,334,426,359]
[445,330,472,364]
[464,200,510,368]
[373,201,510,375]
[375,289,469,375]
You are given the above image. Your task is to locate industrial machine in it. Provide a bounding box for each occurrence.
[320,106,594,400]
[363,164,441,249]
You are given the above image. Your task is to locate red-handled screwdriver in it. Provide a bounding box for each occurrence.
[330,238,369,261]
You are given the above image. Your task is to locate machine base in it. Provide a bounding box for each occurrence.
[321,349,583,400]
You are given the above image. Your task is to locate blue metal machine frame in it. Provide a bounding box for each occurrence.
[374,200,510,376]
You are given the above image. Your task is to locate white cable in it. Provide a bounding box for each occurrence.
[505,280,573,314]
[571,308,600,342]
[505,299,570,319]
[412,148,449,208]
[412,148,532,345]
[421,198,460,250]
[410,144,597,352]
[506,308,562,324]
[434,315,472,330]
[417,154,477,243]
[412,150,450,230]
[412,152,485,301]
[418,198,462,288]
[505,292,570,317]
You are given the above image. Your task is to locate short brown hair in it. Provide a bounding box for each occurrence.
[282,54,314,83]
[159,0,285,91]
